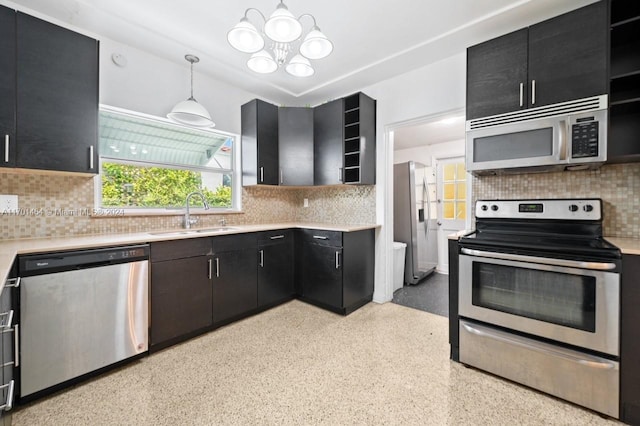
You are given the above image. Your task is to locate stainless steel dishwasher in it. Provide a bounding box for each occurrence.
[18,245,149,398]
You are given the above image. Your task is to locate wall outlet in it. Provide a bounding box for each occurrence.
[0,195,18,212]
[303,198,309,208]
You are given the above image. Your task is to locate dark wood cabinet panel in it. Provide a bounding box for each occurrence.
[342,230,374,310]
[278,107,314,186]
[0,6,16,168]
[241,99,278,186]
[448,239,460,362]
[150,256,213,348]
[528,0,608,108]
[299,242,343,309]
[313,99,344,185]
[258,231,294,307]
[466,29,528,120]
[620,254,640,425]
[212,248,258,324]
[16,12,99,173]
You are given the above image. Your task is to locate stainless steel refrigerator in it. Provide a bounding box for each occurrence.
[393,161,438,285]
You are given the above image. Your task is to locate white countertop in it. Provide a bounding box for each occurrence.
[0,222,379,286]
[605,237,640,256]
[447,230,473,240]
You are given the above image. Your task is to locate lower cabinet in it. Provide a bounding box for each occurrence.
[0,262,17,423]
[258,230,294,308]
[621,254,640,425]
[297,228,375,315]
[212,234,258,324]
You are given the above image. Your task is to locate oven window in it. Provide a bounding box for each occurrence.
[471,263,596,332]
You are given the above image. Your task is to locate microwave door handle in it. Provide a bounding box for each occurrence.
[558,120,569,161]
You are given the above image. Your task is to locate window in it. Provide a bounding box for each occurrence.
[97,106,240,213]
[442,161,466,220]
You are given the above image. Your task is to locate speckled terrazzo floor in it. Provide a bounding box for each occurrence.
[12,300,619,425]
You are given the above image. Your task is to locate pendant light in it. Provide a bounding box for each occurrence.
[167,54,215,128]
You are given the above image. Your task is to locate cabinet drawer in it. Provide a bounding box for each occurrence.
[212,232,257,252]
[150,238,211,262]
[258,229,293,245]
[299,229,342,247]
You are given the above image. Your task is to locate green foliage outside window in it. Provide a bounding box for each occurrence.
[101,163,232,208]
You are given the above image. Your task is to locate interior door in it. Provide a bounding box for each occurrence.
[436,157,467,273]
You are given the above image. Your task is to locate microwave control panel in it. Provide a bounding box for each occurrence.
[571,118,599,158]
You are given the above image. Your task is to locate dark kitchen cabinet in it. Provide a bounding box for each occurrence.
[466,1,608,120]
[149,238,212,350]
[608,0,640,163]
[342,93,376,184]
[620,253,640,425]
[212,233,258,324]
[16,12,99,173]
[0,261,18,421]
[314,99,344,185]
[297,228,374,315]
[242,99,279,185]
[258,230,295,308]
[448,238,460,362]
[0,5,16,168]
[278,107,314,186]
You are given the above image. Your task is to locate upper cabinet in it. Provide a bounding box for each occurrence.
[466,1,608,120]
[242,92,376,187]
[0,6,16,167]
[608,0,640,162]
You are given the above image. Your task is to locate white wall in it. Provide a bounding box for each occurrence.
[361,52,466,303]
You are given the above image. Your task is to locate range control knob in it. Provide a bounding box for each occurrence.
[491,205,499,211]
[584,204,594,212]
[569,204,579,212]
[481,205,488,211]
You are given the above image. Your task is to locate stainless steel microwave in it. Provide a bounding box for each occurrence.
[466,95,608,175]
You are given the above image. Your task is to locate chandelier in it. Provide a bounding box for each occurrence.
[227,0,333,77]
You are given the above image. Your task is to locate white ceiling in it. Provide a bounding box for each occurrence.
[393,112,466,151]
[5,0,598,106]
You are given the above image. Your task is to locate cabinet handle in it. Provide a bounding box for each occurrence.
[0,380,14,411]
[208,258,212,280]
[335,251,341,269]
[215,258,220,278]
[5,277,19,288]
[269,235,285,240]
[0,310,13,330]
[13,324,18,368]
[4,135,8,163]
[531,80,536,105]
[280,168,283,184]
[89,145,94,170]
[259,249,264,267]
[519,83,524,107]
[260,166,264,183]
[339,167,343,182]
[313,235,328,240]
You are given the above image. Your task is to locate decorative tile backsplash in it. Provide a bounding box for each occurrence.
[0,171,376,240]
[472,163,640,238]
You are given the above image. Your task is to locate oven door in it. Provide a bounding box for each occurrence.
[459,248,619,356]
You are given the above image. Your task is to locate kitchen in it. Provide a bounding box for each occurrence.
[0,0,639,424]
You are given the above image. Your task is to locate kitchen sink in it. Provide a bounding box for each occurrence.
[149,227,239,236]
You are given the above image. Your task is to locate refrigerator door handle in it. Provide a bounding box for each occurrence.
[423,177,430,236]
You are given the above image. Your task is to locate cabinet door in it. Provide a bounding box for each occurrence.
[241,99,279,186]
[313,99,344,185]
[212,248,258,323]
[528,1,608,108]
[278,107,314,186]
[0,6,15,168]
[16,12,99,173]
[299,242,342,309]
[150,256,212,346]
[258,238,294,307]
[466,29,529,120]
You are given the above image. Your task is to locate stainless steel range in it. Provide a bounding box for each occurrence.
[457,199,621,418]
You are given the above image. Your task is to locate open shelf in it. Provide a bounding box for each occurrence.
[610,73,640,105]
[345,109,359,124]
[608,102,640,162]
[344,152,360,168]
[610,42,640,78]
[611,0,640,26]
[343,167,360,183]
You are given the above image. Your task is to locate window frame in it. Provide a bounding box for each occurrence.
[94,105,242,216]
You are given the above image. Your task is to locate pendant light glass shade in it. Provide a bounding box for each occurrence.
[167,55,215,128]
[264,3,302,43]
[247,50,278,74]
[285,54,314,77]
[227,18,264,53]
[299,27,333,60]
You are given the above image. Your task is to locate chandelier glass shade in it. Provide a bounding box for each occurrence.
[227,1,333,77]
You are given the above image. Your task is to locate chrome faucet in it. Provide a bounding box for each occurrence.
[184,191,210,229]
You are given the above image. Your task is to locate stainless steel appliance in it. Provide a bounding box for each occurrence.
[458,199,621,418]
[466,95,608,175]
[393,161,437,285]
[18,245,149,399]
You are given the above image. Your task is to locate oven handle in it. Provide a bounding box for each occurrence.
[460,248,617,271]
[461,321,617,370]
